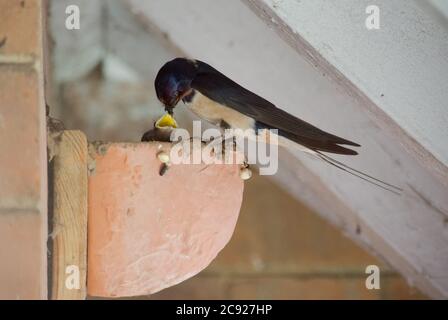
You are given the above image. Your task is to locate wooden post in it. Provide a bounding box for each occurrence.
[50,130,88,300]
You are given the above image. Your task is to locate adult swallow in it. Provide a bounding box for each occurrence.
[154,58,401,193]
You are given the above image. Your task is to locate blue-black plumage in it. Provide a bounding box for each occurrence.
[155,57,360,155]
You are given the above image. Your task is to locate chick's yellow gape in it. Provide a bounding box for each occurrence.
[155,113,178,129]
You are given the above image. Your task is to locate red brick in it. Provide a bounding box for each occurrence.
[0,68,45,209]
[0,0,47,300]
[0,0,43,57]
[0,210,47,299]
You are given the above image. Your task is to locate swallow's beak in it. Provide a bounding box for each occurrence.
[165,106,174,115]
[163,95,181,115]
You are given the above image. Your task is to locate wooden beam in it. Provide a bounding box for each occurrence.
[50,130,88,300]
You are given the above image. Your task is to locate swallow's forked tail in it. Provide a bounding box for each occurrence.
[312,151,403,195]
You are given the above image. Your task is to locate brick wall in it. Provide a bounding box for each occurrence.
[0,0,48,299]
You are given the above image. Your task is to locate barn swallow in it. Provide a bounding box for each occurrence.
[154,58,401,193]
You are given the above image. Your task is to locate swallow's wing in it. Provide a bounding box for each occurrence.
[191,62,360,155]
